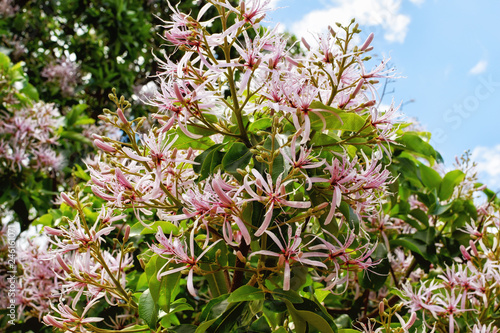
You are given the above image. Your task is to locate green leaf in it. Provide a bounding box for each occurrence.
[250,316,272,333]
[34,214,53,226]
[206,301,247,333]
[270,289,303,304]
[309,101,365,132]
[263,137,285,182]
[263,300,288,313]
[283,298,337,333]
[139,289,158,329]
[20,83,39,101]
[359,243,389,291]
[418,164,442,190]
[222,142,252,174]
[397,132,437,160]
[310,132,341,147]
[194,144,225,180]
[227,285,266,303]
[60,131,92,145]
[196,319,217,333]
[172,126,216,150]
[248,117,272,132]
[73,164,91,181]
[130,221,179,236]
[409,209,430,228]
[438,170,465,201]
[170,325,198,333]
[200,294,230,322]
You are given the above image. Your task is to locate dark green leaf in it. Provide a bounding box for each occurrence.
[248,117,272,132]
[397,132,437,160]
[439,170,465,201]
[206,301,247,333]
[418,164,442,190]
[200,294,230,322]
[194,144,225,180]
[139,289,158,329]
[222,142,252,173]
[270,288,303,303]
[227,285,265,303]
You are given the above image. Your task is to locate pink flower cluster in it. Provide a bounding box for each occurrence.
[0,102,64,174]
[41,58,80,97]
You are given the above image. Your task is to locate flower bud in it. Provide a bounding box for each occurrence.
[117,108,128,125]
[56,254,72,274]
[360,33,374,51]
[123,225,131,243]
[61,192,77,208]
[460,245,471,261]
[94,139,116,153]
[301,37,311,51]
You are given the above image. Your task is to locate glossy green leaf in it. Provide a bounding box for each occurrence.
[194,144,225,180]
[309,101,365,132]
[172,126,216,150]
[222,142,252,173]
[397,132,436,160]
[227,285,266,303]
[200,294,230,322]
[248,117,272,132]
[139,289,158,329]
[418,164,442,190]
[283,298,337,333]
[439,170,465,201]
[270,288,303,303]
[130,220,179,236]
[34,214,53,226]
[206,301,247,333]
[170,325,197,333]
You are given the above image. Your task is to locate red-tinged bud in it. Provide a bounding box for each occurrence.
[351,79,364,99]
[405,312,417,329]
[470,240,479,256]
[56,254,71,273]
[363,100,377,107]
[315,202,329,210]
[117,108,128,125]
[327,51,334,63]
[285,56,301,67]
[328,25,336,38]
[61,192,76,208]
[236,251,246,263]
[378,301,384,315]
[460,245,471,261]
[360,33,374,51]
[115,168,133,189]
[301,37,310,51]
[173,82,185,104]
[94,139,116,153]
[364,46,374,52]
[98,115,107,121]
[123,225,130,243]
[44,226,63,236]
[43,315,64,329]
[92,133,103,140]
[240,0,245,14]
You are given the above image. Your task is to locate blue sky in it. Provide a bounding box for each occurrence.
[264,0,500,189]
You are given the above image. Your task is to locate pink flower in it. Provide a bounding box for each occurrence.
[243,169,311,237]
[152,227,222,298]
[251,224,326,290]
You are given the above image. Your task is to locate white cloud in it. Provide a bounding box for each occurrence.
[290,0,411,43]
[409,0,425,5]
[469,60,488,75]
[471,145,500,189]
